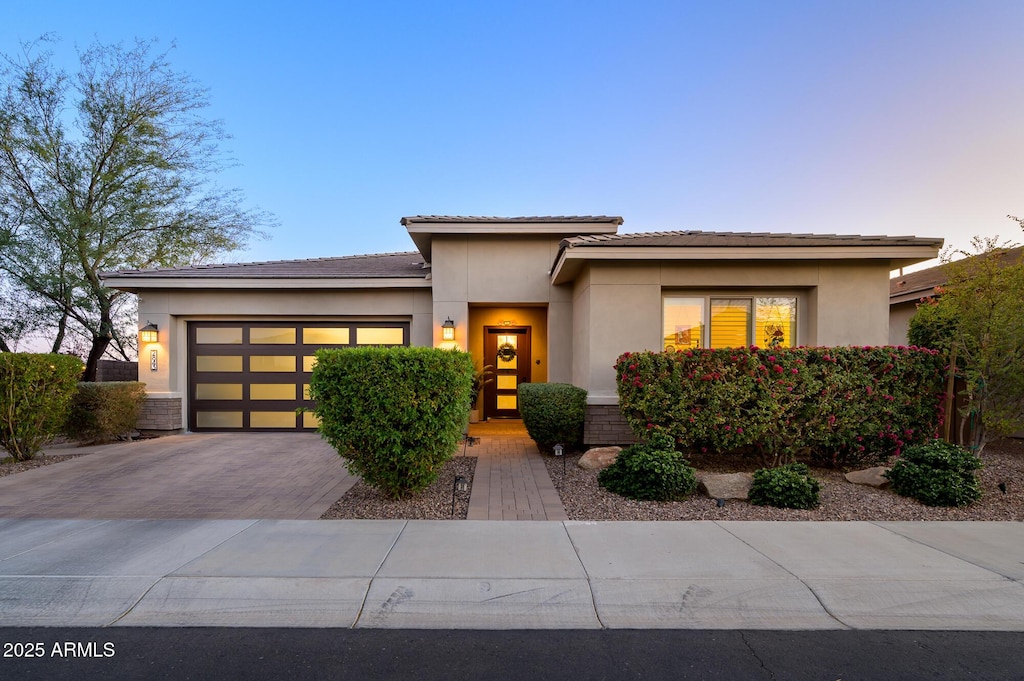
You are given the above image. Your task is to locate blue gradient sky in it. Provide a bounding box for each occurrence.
[5,0,1023,270]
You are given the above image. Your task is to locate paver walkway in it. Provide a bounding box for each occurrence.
[0,434,358,520]
[465,420,568,521]
[0,425,564,521]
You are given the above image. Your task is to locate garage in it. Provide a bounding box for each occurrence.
[188,321,409,431]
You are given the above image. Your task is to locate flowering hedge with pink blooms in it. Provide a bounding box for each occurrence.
[615,346,945,467]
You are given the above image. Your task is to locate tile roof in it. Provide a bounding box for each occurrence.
[890,245,1024,299]
[401,215,623,224]
[561,230,943,249]
[102,252,428,279]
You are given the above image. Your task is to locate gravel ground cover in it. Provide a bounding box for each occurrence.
[544,438,1024,521]
[0,452,88,478]
[5,438,1020,522]
[319,456,477,520]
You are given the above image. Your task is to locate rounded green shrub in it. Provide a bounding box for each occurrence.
[749,462,821,509]
[309,346,473,499]
[598,432,698,501]
[0,353,83,461]
[518,382,587,453]
[886,440,982,507]
[64,381,147,444]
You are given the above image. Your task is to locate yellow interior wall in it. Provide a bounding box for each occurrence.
[467,306,549,385]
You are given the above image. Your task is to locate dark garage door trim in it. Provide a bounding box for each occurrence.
[188,321,410,432]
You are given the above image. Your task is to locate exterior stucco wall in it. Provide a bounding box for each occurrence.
[813,262,890,345]
[572,259,895,405]
[430,234,572,378]
[889,300,918,345]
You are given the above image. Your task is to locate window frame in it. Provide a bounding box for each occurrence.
[662,292,800,350]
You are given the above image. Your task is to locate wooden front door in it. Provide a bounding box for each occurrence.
[483,326,531,419]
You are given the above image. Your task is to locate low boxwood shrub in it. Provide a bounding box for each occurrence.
[64,382,147,444]
[598,432,698,501]
[309,346,473,499]
[749,462,821,509]
[518,382,587,453]
[616,346,944,467]
[886,440,982,507]
[0,353,83,461]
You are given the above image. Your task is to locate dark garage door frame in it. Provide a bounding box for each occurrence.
[188,320,410,432]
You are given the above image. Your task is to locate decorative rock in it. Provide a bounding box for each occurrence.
[577,446,622,471]
[698,473,754,500]
[844,466,891,488]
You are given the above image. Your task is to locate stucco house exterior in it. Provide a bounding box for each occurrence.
[102,215,942,444]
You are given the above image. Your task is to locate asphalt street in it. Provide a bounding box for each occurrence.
[2,628,1022,680]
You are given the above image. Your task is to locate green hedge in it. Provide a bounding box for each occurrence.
[518,382,587,453]
[309,346,473,498]
[616,346,944,467]
[64,382,147,444]
[0,353,83,461]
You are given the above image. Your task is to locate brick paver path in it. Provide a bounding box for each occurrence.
[464,420,568,521]
[0,433,357,520]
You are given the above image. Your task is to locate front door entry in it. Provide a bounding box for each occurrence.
[483,326,531,419]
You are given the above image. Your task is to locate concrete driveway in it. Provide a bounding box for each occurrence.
[0,434,358,520]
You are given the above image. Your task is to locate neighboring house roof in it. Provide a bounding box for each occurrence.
[889,246,1024,305]
[101,252,430,290]
[551,229,944,284]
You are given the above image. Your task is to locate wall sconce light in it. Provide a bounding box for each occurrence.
[442,317,456,341]
[139,322,159,344]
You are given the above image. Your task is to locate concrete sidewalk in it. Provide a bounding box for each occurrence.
[2,519,1023,630]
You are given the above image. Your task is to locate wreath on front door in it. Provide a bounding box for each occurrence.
[496,342,517,363]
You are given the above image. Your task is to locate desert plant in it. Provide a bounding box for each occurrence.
[470,362,494,409]
[886,439,982,507]
[0,353,83,460]
[64,381,147,444]
[309,346,473,498]
[518,382,587,453]
[598,432,698,501]
[749,462,821,509]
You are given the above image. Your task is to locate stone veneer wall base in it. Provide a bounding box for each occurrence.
[583,404,635,446]
[138,397,184,434]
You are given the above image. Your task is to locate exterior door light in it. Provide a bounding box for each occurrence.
[139,322,159,344]
[442,317,456,341]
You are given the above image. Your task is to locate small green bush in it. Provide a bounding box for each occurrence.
[518,382,587,453]
[886,440,982,507]
[0,353,83,461]
[309,346,473,499]
[64,382,147,444]
[598,432,698,501]
[749,462,821,509]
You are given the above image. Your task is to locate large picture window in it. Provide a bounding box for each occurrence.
[663,295,797,350]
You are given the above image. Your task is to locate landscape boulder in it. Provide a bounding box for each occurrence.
[844,466,891,489]
[698,472,754,500]
[577,446,621,471]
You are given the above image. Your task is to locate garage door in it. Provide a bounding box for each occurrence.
[188,321,409,431]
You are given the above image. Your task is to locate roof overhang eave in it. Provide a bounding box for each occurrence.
[100,276,432,292]
[550,245,943,285]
